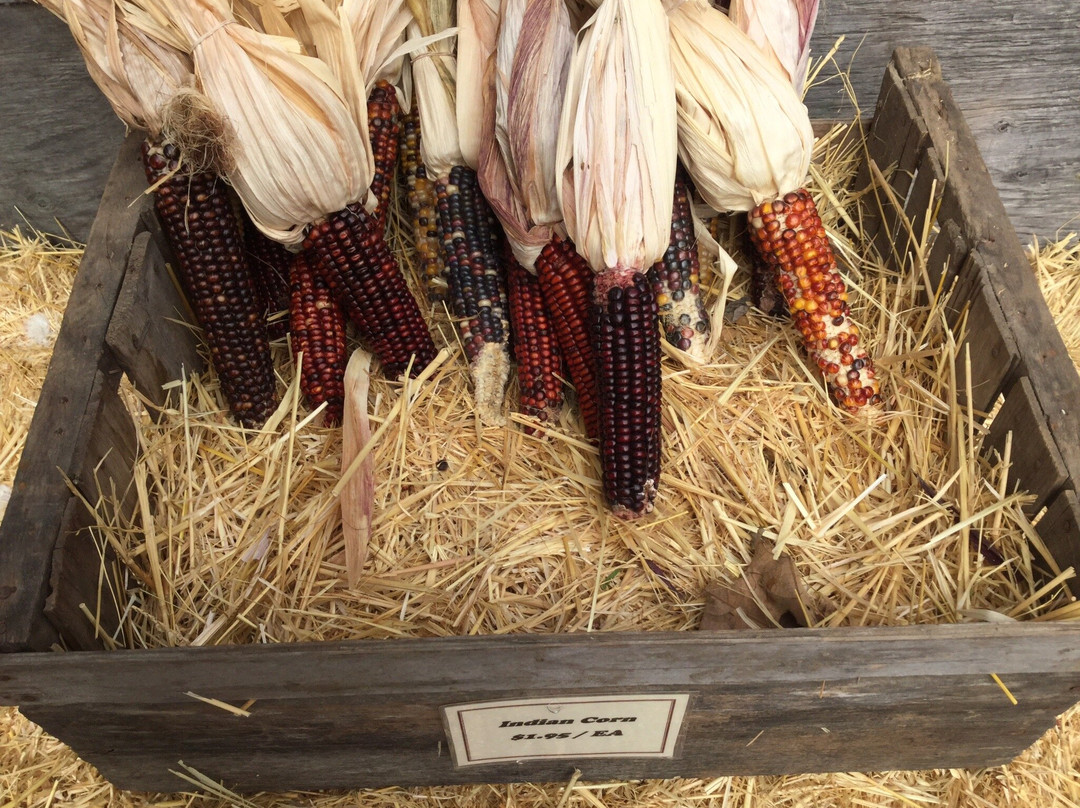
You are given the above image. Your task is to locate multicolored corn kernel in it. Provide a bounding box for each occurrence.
[744,217,787,318]
[399,108,448,301]
[647,175,710,355]
[536,236,600,441]
[141,140,277,427]
[435,165,511,359]
[289,251,347,425]
[367,80,401,232]
[748,188,882,413]
[507,256,565,428]
[592,269,662,519]
[242,214,293,339]
[302,203,437,380]
[434,164,512,423]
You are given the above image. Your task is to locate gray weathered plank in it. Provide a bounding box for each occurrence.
[808,0,1080,242]
[1,625,1079,791]
[0,135,148,652]
[1037,489,1080,587]
[0,4,124,241]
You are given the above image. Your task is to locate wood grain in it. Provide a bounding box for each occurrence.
[1,625,1078,791]
[0,136,148,652]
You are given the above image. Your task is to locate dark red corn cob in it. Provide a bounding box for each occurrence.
[749,189,882,412]
[435,164,512,422]
[536,235,600,440]
[592,270,662,519]
[367,80,401,231]
[289,251,347,425]
[399,108,448,301]
[507,256,564,428]
[242,215,293,339]
[303,204,437,379]
[141,140,277,427]
[646,175,710,354]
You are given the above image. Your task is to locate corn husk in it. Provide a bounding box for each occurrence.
[729,0,820,94]
[133,0,371,245]
[456,0,501,170]
[41,0,191,137]
[668,0,813,213]
[407,1,464,178]
[475,0,553,269]
[507,0,576,230]
[555,0,678,274]
[341,348,375,587]
[340,0,413,102]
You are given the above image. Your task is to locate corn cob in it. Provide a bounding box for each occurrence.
[399,108,449,302]
[745,220,787,318]
[367,80,400,232]
[142,140,278,427]
[434,164,512,422]
[535,236,600,440]
[302,204,437,380]
[749,189,881,411]
[646,174,710,354]
[242,215,293,339]
[592,270,663,519]
[507,254,564,428]
[289,251,347,425]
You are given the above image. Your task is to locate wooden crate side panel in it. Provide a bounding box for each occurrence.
[5,626,1080,792]
[985,376,1069,515]
[956,253,1022,415]
[924,218,970,301]
[0,134,149,652]
[894,47,1080,514]
[106,229,205,414]
[1037,490,1080,588]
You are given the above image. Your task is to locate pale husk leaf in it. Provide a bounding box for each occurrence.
[147,0,370,244]
[48,0,191,136]
[457,0,501,171]
[341,0,413,98]
[729,0,820,94]
[668,0,813,213]
[407,4,464,177]
[556,0,678,273]
[341,348,375,588]
[494,0,527,192]
[507,0,575,228]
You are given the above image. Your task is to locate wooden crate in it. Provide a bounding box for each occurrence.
[2,47,1080,793]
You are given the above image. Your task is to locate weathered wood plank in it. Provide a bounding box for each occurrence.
[3,625,1079,792]
[1037,489,1080,595]
[955,255,1021,416]
[106,230,204,414]
[808,0,1080,241]
[0,135,148,652]
[0,4,124,241]
[985,376,1069,515]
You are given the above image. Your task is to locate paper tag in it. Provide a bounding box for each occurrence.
[442,694,689,766]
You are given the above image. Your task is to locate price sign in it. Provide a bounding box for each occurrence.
[442,694,689,766]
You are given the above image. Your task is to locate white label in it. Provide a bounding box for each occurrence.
[442,694,689,766]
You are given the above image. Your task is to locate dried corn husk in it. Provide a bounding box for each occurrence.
[667,0,813,214]
[475,0,552,269]
[133,0,371,244]
[729,0,819,94]
[341,348,375,587]
[556,0,678,274]
[407,1,463,177]
[456,0,501,170]
[340,0,413,102]
[42,0,191,136]
[507,0,575,230]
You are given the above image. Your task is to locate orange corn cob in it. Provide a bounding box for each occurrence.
[142,140,277,427]
[592,270,662,519]
[242,214,293,339]
[749,189,881,412]
[746,217,788,318]
[289,251,347,425]
[507,256,564,428]
[399,108,448,302]
[535,236,600,441]
[647,175,710,352]
[303,204,437,380]
[367,80,401,232]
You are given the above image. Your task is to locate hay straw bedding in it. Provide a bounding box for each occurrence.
[4,126,1080,805]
